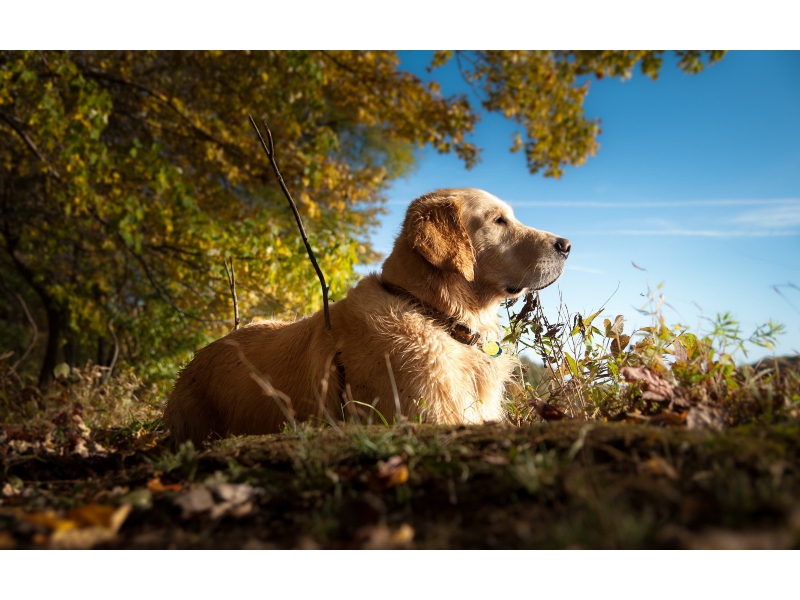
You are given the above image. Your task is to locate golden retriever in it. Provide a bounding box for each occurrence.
[164,188,570,444]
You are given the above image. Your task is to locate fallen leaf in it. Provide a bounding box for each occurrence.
[133,432,158,451]
[72,439,89,458]
[213,483,255,504]
[22,510,77,532]
[68,503,130,530]
[147,477,184,493]
[531,400,566,421]
[620,411,647,424]
[173,484,259,519]
[371,455,409,491]
[24,504,132,550]
[641,456,679,480]
[2,482,19,497]
[621,366,675,402]
[648,410,687,427]
[174,486,215,517]
[686,403,728,431]
[208,483,258,519]
[360,523,415,550]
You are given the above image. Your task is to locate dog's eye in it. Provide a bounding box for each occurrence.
[494,216,508,226]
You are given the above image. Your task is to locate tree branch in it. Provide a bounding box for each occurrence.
[9,293,38,372]
[248,115,331,331]
[79,66,243,160]
[102,321,119,384]
[0,109,62,181]
[122,238,188,327]
[223,258,239,331]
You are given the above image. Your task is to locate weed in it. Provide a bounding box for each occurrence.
[0,358,161,430]
[153,441,200,481]
[502,280,798,428]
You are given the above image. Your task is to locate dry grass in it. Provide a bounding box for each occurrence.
[0,355,160,432]
[501,287,799,429]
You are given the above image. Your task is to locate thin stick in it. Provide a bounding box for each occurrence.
[248,115,331,331]
[384,353,403,422]
[223,258,240,330]
[11,293,38,372]
[0,110,61,181]
[102,322,120,384]
[223,339,297,431]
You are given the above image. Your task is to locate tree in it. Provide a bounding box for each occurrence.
[0,50,724,387]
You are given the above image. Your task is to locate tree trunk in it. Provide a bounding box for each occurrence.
[3,246,64,388]
[63,335,77,369]
[39,304,63,387]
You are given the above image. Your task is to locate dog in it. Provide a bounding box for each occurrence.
[164,188,570,444]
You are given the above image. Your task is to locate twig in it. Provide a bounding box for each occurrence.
[313,350,346,437]
[102,322,119,384]
[0,110,62,181]
[223,258,239,330]
[11,293,38,372]
[248,115,331,331]
[384,353,403,422]
[223,339,297,431]
[122,237,188,327]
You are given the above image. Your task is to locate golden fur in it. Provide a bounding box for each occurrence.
[164,188,570,443]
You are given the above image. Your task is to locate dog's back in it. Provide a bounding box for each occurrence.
[164,314,339,444]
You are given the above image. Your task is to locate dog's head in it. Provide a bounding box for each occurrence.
[400,188,570,302]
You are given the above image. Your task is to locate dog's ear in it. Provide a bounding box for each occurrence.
[406,194,475,281]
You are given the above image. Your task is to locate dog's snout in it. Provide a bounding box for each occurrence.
[554,237,571,257]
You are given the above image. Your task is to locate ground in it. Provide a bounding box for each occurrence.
[2,419,799,549]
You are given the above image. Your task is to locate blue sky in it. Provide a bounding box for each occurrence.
[371,51,800,360]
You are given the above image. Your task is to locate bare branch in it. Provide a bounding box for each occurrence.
[384,353,403,422]
[102,321,120,384]
[11,293,38,372]
[248,115,331,331]
[0,110,62,181]
[122,238,188,327]
[223,258,239,331]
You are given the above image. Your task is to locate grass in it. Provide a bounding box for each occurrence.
[1,285,799,549]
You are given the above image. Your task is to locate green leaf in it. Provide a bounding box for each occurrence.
[54,363,70,379]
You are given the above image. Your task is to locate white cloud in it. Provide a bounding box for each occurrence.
[563,199,800,237]
[728,204,800,229]
[589,229,799,237]
[508,199,800,209]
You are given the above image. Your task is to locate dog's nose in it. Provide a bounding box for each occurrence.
[554,237,571,257]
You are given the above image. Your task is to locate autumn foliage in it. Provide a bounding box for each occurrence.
[0,50,724,388]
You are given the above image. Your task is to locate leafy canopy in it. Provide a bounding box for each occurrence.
[0,50,724,386]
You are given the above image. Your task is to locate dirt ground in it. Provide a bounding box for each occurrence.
[2,419,799,549]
